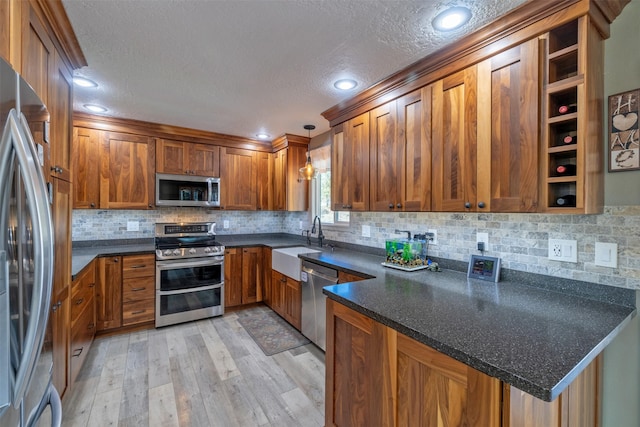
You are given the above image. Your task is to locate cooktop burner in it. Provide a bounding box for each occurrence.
[155,222,225,260]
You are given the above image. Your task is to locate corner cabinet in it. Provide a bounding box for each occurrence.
[326,299,602,427]
[332,113,370,211]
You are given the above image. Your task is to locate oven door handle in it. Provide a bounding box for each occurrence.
[156,257,223,270]
[157,283,223,296]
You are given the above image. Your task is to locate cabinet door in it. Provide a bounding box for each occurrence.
[96,256,122,331]
[369,100,401,211]
[49,50,72,181]
[51,288,69,399]
[21,5,53,107]
[262,248,272,307]
[0,1,9,63]
[273,149,287,210]
[189,143,220,176]
[100,132,155,209]
[156,139,186,174]
[224,248,243,307]
[477,39,539,212]
[242,247,262,304]
[396,333,501,426]
[220,147,257,210]
[72,127,101,208]
[325,299,393,426]
[332,113,370,211]
[398,86,433,211]
[52,178,71,298]
[256,151,273,210]
[283,276,301,330]
[271,269,286,316]
[432,67,478,211]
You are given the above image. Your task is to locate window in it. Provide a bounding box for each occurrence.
[310,145,349,226]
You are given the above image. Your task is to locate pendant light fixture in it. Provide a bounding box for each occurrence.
[299,124,316,180]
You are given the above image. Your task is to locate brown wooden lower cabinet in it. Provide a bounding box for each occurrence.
[326,299,601,427]
[337,270,369,284]
[225,246,263,308]
[70,260,96,385]
[271,269,301,330]
[96,253,156,332]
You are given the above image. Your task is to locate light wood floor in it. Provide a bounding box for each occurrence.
[61,305,326,427]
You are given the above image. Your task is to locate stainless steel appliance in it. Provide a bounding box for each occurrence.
[156,173,220,207]
[155,222,225,327]
[300,260,338,351]
[0,58,61,426]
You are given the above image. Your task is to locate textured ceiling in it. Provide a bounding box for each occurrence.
[62,0,528,141]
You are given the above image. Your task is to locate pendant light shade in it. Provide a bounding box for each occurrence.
[299,124,316,180]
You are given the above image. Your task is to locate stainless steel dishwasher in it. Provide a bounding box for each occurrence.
[301,260,338,351]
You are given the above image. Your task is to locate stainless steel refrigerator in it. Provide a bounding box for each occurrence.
[0,57,60,426]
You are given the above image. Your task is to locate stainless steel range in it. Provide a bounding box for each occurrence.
[155,222,224,327]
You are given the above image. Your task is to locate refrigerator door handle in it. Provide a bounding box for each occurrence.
[3,110,54,407]
[0,251,9,414]
[25,382,61,427]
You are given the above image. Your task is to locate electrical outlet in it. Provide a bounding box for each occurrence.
[223,220,229,229]
[362,225,371,238]
[127,221,139,232]
[299,220,303,230]
[427,229,438,245]
[476,232,489,250]
[548,238,577,263]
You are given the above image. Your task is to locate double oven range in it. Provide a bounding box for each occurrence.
[155,222,225,327]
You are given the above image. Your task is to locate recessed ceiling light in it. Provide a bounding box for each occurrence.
[432,6,472,31]
[84,104,107,113]
[334,79,358,91]
[256,133,271,140]
[73,76,98,88]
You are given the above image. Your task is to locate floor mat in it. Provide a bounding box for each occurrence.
[237,308,311,356]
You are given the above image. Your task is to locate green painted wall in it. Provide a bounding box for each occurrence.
[602,2,639,426]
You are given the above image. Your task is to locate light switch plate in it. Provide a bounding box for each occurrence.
[362,225,371,238]
[127,221,139,232]
[595,242,618,268]
[223,220,229,229]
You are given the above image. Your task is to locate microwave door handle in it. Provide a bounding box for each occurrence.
[9,111,55,406]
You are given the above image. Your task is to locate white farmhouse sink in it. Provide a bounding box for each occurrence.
[272,246,321,280]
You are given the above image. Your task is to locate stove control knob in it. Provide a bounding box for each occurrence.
[204,247,211,253]
[163,249,173,256]
[189,248,197,255]
[173,249,181,256]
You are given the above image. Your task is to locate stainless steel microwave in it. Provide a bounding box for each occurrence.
[156,173,220,207]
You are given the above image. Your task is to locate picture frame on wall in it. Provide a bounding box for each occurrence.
[608,88,640,172]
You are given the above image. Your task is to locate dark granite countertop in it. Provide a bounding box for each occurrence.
[305,250,636,402]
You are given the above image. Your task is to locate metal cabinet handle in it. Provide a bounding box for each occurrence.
[129,264,146,269]
[90,202,95,208]
[75,298,84,305]
[88,283,95,288]
[396,203,402,208]
[131,310,146,315]
[113,258,119,262]
[464,202,471,209]
[388,203,394,209]
[478,201,486,209]
[130,287,146,292]
[72,347,83,357]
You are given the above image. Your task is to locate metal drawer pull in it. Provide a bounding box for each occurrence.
[130,287,146,292]
[129,264,147,269]
[72,348,83,357]
[88,283,95,288]
[131,310,146,315]
[75,298,84,305]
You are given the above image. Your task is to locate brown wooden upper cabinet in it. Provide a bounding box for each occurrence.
[256,151,273,211]
[432,66,478,212]
[219,147,257,210]
[369,86,433,212]
[332,113,370,211]
[476,38,540,213]
[273,145,308,211]
[156,138,220,176]
[72,127,155,209]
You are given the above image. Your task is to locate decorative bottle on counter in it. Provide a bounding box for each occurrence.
[556,194,576,207]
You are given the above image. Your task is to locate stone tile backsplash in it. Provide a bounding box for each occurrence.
[74,206,640,290]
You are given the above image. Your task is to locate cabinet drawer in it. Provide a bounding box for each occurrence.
[123,276,155,302]
[70,282,95,324]
[70,297,96,383]
[122,298,155,325]
[122,254,155,279]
